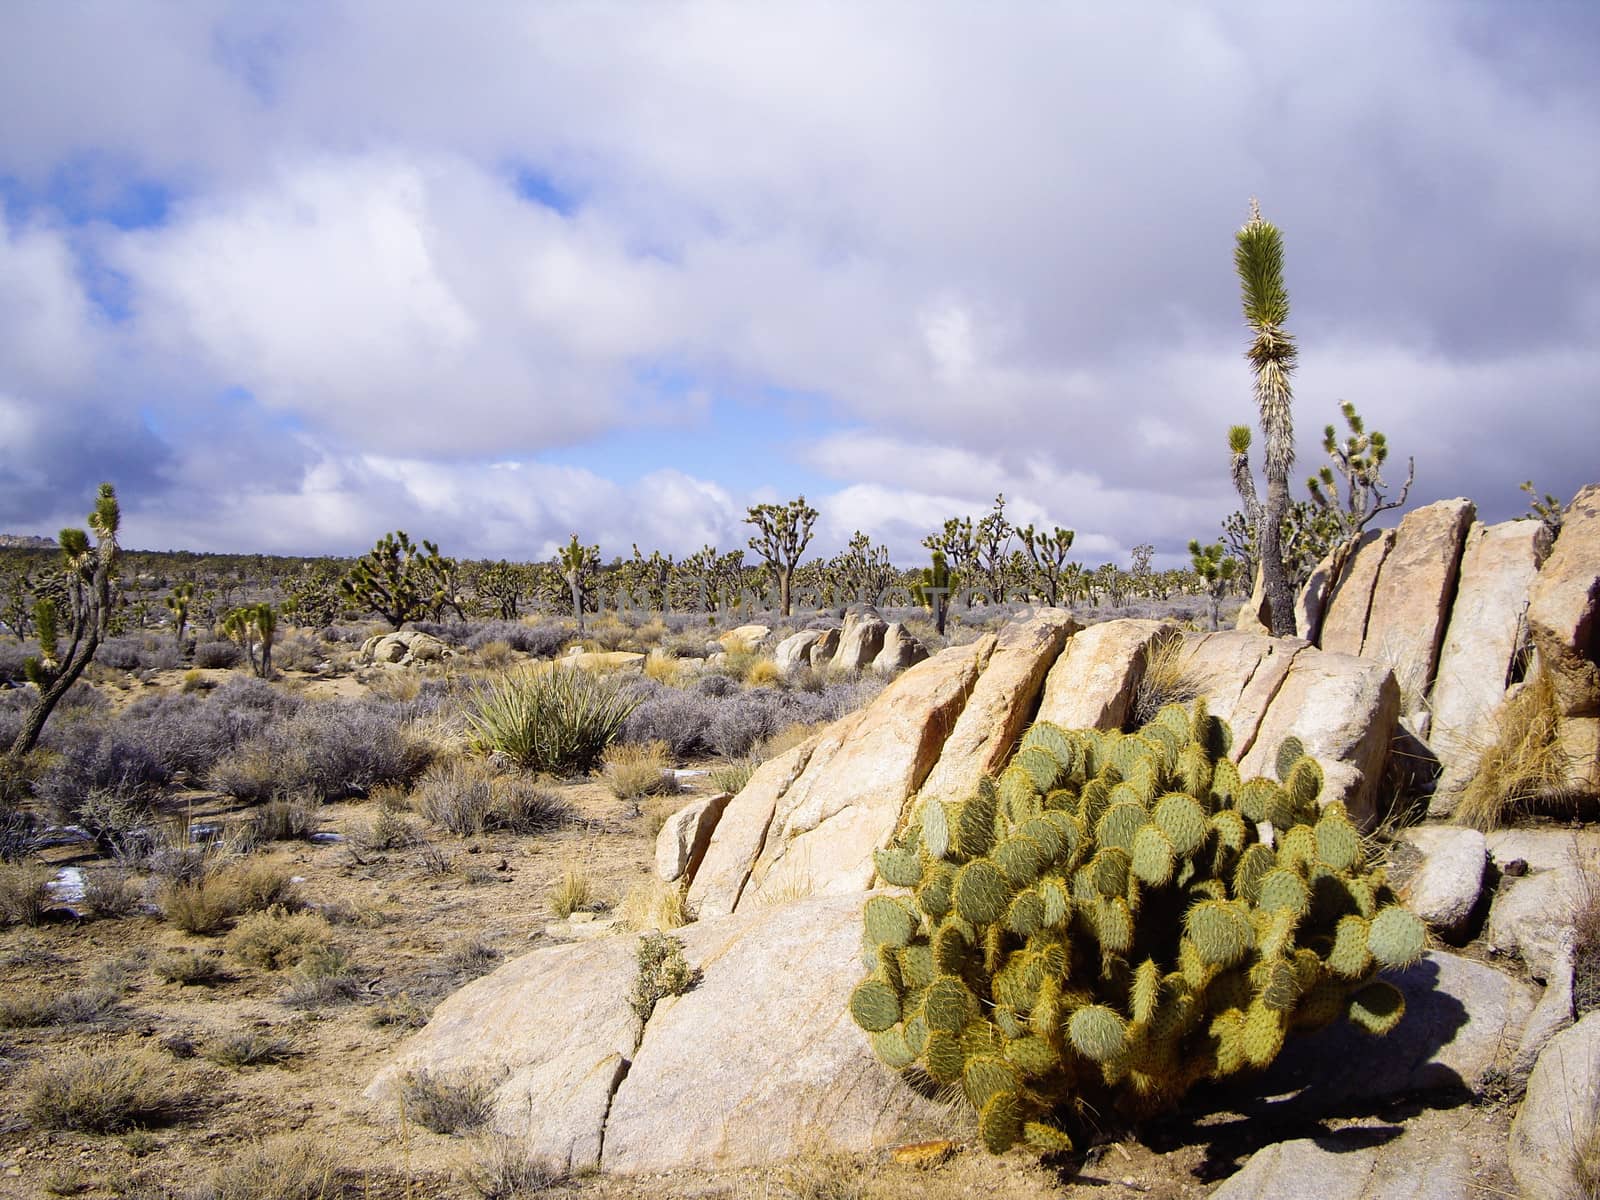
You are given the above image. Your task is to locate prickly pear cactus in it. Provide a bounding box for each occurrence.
[850,701,1424,1154]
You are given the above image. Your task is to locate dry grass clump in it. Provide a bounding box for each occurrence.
[20,1044,191,1132]
[161,859,299,935]
[602,739,677,801]
[616,878,691,933]
[348,806,421,852]
[1573,854,1600,1018]
[0,861,54,926]
[644,648,683,685]
[1571,1122,1600,1200]
[82,867,143,918]
[709,756,758,797]
[153,948,229,986]
[400,1068,496,1135]
[208,1135,342,1200]
[547,865,598,919]
[367,993,430,1030]
[466,1133,568,1199]
[759,721,827,761]
[226,906,335,970]
[473,639,517,671]
[1128,629,1211,730]
[744,656,782,687]
[0,986,121,1029]
[1456,671,1573,831]
[278,944,362,1009]
[240,797,321,845]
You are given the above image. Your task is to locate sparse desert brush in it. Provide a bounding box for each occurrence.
[201,1029,293,1068]
[1457,670,1573,831]
[278,945,362,1009]
[367,993,430,1030]
[241,797,321,845]
[0,861,53,926]
[466,665,641,774]
[160,859,297,935]
[226,906,334,970]
[467,1133,567,1199]
[208,1135,342,1200]
[153,948,229,986]
[210,742,302,804]
[0,986,120,1029]
[442,937,501,980]
[349,806,421,852]
[1128,628,1211,729]
[1573,852,1600,1017]
[21,1044,192,1133]
[223,859,300,913]
[617,878,691,933]
[602,739,676,801]
[473,639,516,670]
[548,865,597,919]
[414,757,497,834]
[400,1068,497,1135]
[367,668,423,703]
[632,618,669,647]
[82,867,143,918]
[491,777,572,834]
[181,667,209,693]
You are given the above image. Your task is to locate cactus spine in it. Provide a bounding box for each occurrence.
[856,701,1422,1153]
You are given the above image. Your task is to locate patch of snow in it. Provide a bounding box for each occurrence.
[309,832,344,844]
[45,867,85,904]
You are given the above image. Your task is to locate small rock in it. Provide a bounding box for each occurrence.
[1399,827,1488,938]
[1211,1111,1473,1200]
[654,792,733,885]
[1486,865,1588,982]
[1514,935,1576,1081]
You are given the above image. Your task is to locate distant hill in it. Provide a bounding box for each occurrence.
[0,534,56,549]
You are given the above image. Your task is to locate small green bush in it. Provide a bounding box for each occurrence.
[630,932,700,1022]
[153,948,229,986]
[465,666,642,773]
[400,1068,496,1135]
[226,907,334,971]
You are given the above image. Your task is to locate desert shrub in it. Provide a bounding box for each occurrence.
[201,1029,293,1068]
[225,860,300,912]
[0,803,43,862]
[0,639,33,685]
[367,994,430,1030]
[850,706,1425,1153]
[602,740,676,800]
[468,620,568,659]
[207,1135,341,1200]
[744,657,782,687]
[0,861,53,926]
[35,729,171,816]
[96,635,150,672]
[548,866,596,918]
[466,666,641,773]
[707,690,786,758]
[193,640,242,669]
[492,777,572,834]
[82,867,143,918]
[414,758,496,835]
[21,1045,190,1132]
[618,681,718,757]
[629,932,699,1021]
[161,875,238,935]
[401,1068,496,1135]
[226,907,334,970]
[473,639,516,670]
[349,807,421,853]
[153,948,229,986]
[273,630,324,672]
[1128,628,1212,730]
[693,671,738,698]
[278,945,362,1009]
[0,986,120,1028]
[1456,671,1573,831]
[467,1134,567,1199]
[209,742,296,804]
[242,798,321,844]
[290,702,431,799]
[663,631,714,659]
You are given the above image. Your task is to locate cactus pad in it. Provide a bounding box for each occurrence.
[874,846,925,889]
[1367,907,1426,969]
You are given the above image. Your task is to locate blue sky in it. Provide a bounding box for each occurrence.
[1,3,1596,567]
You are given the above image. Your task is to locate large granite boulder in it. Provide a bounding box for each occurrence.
[1527,484,1600,717]
[1399,826,1489,939]
[1236,649,1401,827]
[1177,630,1311,762]
[833,607,889,671]
[1359,498,1476,726]
[686,739,817,919]
[368,896,947,1173]
[1430,519,1551,797]
[773,629,827,673]
[358,630,455,666]
[1318,528,1395,656]
[871,622,929,674]
[654,792,733,884]
[1034,619,1173,731]
[1510,1011,1600,1200]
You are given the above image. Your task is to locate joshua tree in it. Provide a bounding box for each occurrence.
[913,549,955,636]
[164,581,196,648]
[1189,539,1239,632]
[745,496,818,617]
[556,534,600,637]
[923,516,977,608]
[7,484,121,764]
[341,531,443,629]
[1306,400,1414,550]
[828,531,898,606]
[1235,199,1298,636]
[222,602,276,678]
[971,494,1015,604]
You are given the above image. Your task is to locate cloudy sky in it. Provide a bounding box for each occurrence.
[1,3,1596,567]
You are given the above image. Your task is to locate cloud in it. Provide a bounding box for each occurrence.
[0,3,1596,561]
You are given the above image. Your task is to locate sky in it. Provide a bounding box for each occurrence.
[1,3,1596,568]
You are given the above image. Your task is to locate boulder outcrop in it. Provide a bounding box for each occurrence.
[1526,483,1600,717]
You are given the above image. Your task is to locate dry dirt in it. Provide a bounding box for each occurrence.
[0,665,1519,1200]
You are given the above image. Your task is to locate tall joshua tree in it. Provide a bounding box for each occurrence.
[745,496,818,617]
[7,484,121,764]
[557,534,600,637]
[1235,199,1297,637]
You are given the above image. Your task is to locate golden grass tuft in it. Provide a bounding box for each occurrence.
[225,906,335,971]
[1456,671,1573,831]
[744,656,782,687]
[617,878,691,932]
[547,865,596,918]
[1128,628,1212,729]
[209,1135,342,1200]
[602,740,677,801]
[21,1044,192,1132]
[0,862,53,927]
[758,721,827,761]
[644,648,684,685]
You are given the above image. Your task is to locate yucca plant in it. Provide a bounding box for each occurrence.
[465,666,641,774]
